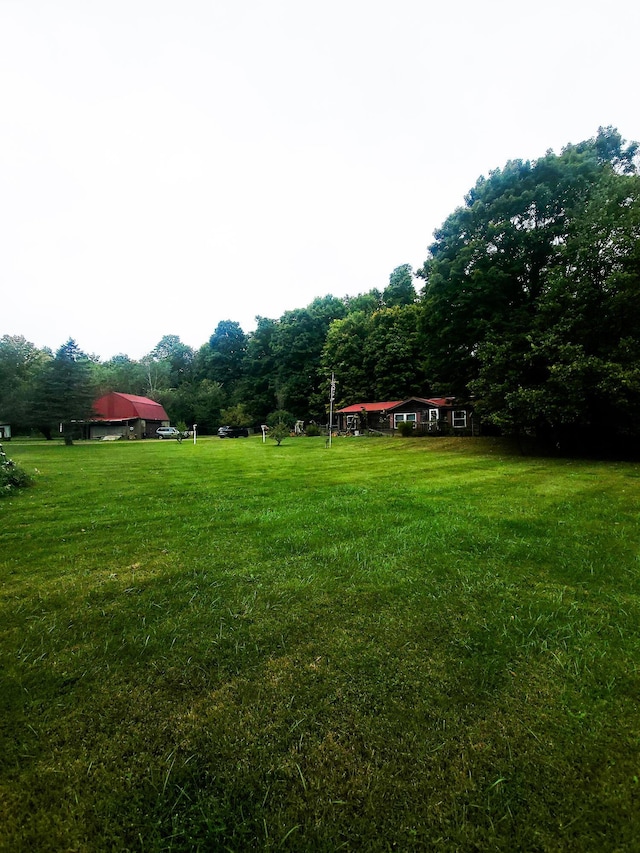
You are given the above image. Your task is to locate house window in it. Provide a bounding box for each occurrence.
[452,410,467,428]
[428,409,439,422]
[394,413,416,427]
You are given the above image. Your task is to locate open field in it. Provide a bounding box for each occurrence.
[1,436,639,851]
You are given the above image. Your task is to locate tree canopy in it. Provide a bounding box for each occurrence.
[417,126,640,451]
[383,264,417,308]
[0,335,50,433]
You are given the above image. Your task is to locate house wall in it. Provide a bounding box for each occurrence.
[337,401,475,434]
[337,411,390,433]
[390,405,472,432]
[388,403,436,428]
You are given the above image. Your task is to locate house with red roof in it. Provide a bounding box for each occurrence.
[336,397,474,434]
[86,393,170,440]
[335,401,402,433]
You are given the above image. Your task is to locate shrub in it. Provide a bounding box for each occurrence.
[0,444,33,496]
[396,420,416,437]
[269,422,290,446]
[305,424,321,437]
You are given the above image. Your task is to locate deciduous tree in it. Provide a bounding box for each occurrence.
[0,335,50,433]
[198,321,247,391]
[383,264,416,307]
[418,126,640,451]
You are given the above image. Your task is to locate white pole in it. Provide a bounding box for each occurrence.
[193,424,197,445]
[329,372,335,448]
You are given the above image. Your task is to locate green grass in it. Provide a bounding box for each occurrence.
[2,435,639,851]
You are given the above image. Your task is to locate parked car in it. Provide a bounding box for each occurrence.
[218,425,249,438]
[156,426,183,439]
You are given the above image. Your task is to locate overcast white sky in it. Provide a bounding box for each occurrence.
[2,1,639,361]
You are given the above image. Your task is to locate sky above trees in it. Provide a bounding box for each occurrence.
[2,0,639,360]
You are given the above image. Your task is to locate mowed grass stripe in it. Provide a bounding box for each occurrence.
[1,436,639,851]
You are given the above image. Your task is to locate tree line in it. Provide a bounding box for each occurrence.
[0,266,420,439]
[1,127,639,453]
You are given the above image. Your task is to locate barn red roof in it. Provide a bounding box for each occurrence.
[92,393,169,423]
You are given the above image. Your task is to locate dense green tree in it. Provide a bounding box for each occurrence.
[472,163,640,447]
[33,339,97,441]
[321,304,429,408]
[418,126,640,450]
[137,335,195,398]
[191,379,226,433]
[383,264,417,307]
[220,403,251,428]
[140,353,171,396]
[320,311,374,406]
[270,296,346,419]
[342,289,383,315]
[198,321,247,391]
[156,378,226,434]
[94,354,148,396]
[156,385,191,430]
[150,335,195,387]
[418,157,562,393]
[237,316,279,423]
[364,304,429,400]
[0,336,50,433]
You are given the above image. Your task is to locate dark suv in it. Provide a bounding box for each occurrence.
[217,425,249,438]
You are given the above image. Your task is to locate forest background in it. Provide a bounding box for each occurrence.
[2,128,640,454]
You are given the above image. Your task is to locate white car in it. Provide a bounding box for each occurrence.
[156,426,182,439]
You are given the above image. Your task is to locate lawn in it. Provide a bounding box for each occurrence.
[1,435,639,851]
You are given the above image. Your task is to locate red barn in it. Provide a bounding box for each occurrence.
[88,393,170,440]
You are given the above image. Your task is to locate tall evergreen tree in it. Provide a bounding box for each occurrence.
[33,338,97,441]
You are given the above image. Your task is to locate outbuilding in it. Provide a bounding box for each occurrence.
[86,393,170,440]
